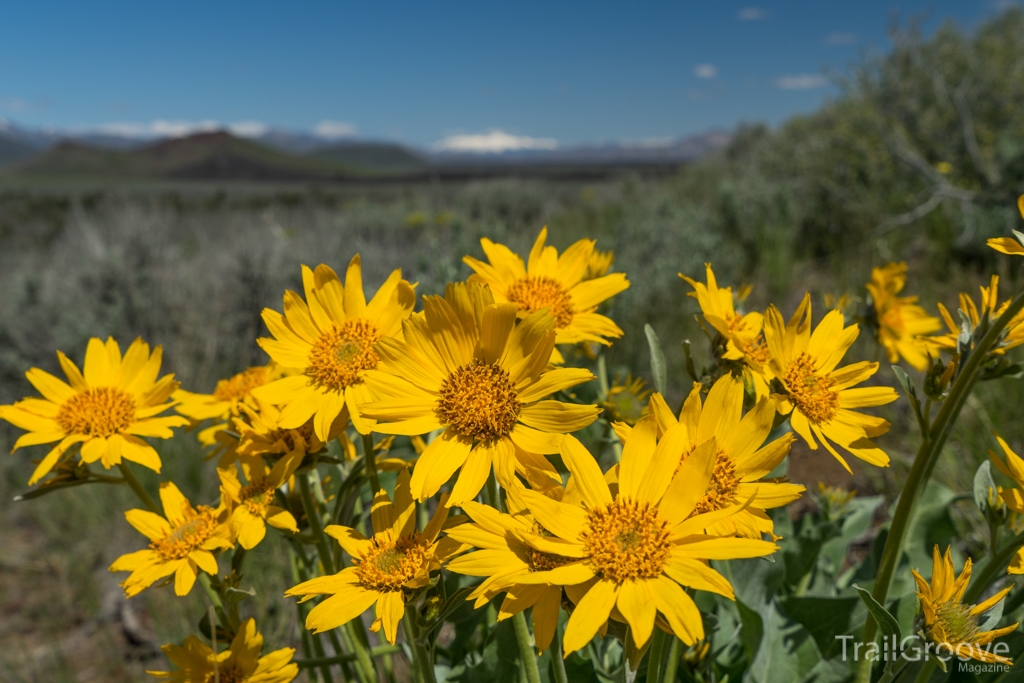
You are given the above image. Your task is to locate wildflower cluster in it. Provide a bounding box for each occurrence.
[3,208,1024,682]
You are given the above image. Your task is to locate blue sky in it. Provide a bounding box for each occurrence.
[0,1,1006,150]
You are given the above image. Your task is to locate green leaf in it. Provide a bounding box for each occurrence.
[979,593,1005,631]
[974,460,997,515]
[780,596,864,658]
[891,365,917,400]
[645,324,667,394]
[852,584,901,642]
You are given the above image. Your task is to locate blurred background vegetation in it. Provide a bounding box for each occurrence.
[2,9,1024,682]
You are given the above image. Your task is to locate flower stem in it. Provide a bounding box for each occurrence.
[645,630,668,682]
[117,462,159,513]
[855,290,1024,683]
[662,637,681,683]
[512,611,542,683]
[403,602,437,683]
[550,623,569,683]
[362,432,380,495]
[299,470,379,683]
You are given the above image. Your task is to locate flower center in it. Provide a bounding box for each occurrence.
[581,498,671,583]
[933,601,981,644]
[506,276,574,328]
[306,319,382,391]
[436,359,520,441]
[56,387,137,438]
[354,537,427,591]
[879,304,905,335]
[740,334,771,366]
[150,506,220,562]
[528,522,575,572]
[240,478,276,516]
[675,445,740,516]
[213,366,269,401]
[783,352,840,423]
[204,666,246,683]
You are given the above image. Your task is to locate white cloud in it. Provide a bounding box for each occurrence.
[313,120,358,139]
[776,74,829,90]
[824,32,857,46]
[228,120,270,138]
[738,7,767,20]
[694,64,718,79]
[433,130,558,154]
[149,119,221,137]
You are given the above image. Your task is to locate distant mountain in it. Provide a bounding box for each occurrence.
[0,135,39,166]
[6,132,352,181]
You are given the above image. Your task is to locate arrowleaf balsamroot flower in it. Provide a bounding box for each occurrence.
[925,275,1024,355]
[615,376,802,539]
[218,450,302,550]
[361,282,599,505]
[0,337,188,485]
[990,434,1024,574]
[913,545,1017,665]
[510,434,777,654]
[463,227,630,353]
[865,262,941,371]
[110,482,233,597]
[285,468,461,644]
[174,363,286,450]
[445,481,582,654]
[764,294,898,472]
[681,264,772,397]
[252,256,416,438]
[148,618,298,683]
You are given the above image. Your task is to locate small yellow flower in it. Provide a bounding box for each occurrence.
[913,546,1017,665]
[865,262,941,371]
[463,227,630,351]
[990,435,1024,574]
[926,275,1024,355]
[148,618,298,683]
[680,264,772,397]
[764,294,898,472]
[218,450,302,550]
[446,481,579,654]
[252,256,416,437]
[233,398,347,466]
[986,196,1024,256]
[361,282,598,505]
[508,434,777,654]
[0,337,187,485]
[615,376,802,539]
[175,363,286,449]
[285,468,462,644]
[601,374,651,426]
[110,482,233,597]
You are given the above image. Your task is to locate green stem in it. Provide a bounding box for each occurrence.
[403,603,437,683]
[645,630,669,683]
[856,290,1024,683]
[662,636,681,683]
[485,470,502,512]
[550,622,568,683]
[512,612,542,683]
[117,462,159,513]
[300,471,379,683]
[296,645,403,668]
[362,432,380,495]
[910,659,935,683]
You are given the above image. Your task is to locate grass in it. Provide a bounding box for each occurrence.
[0,175,1021,681]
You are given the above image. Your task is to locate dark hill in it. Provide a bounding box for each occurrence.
[6,132,354,181]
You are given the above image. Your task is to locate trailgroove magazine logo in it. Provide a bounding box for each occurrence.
[836,635,1011,672]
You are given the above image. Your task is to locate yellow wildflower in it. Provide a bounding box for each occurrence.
[990,435,1024,574]
[110,482,233,597]
[865,262,941,371]
[252,256,416,437]
[913,546,1017,665]
[986,196,1024,256]
[0,337,187,485]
